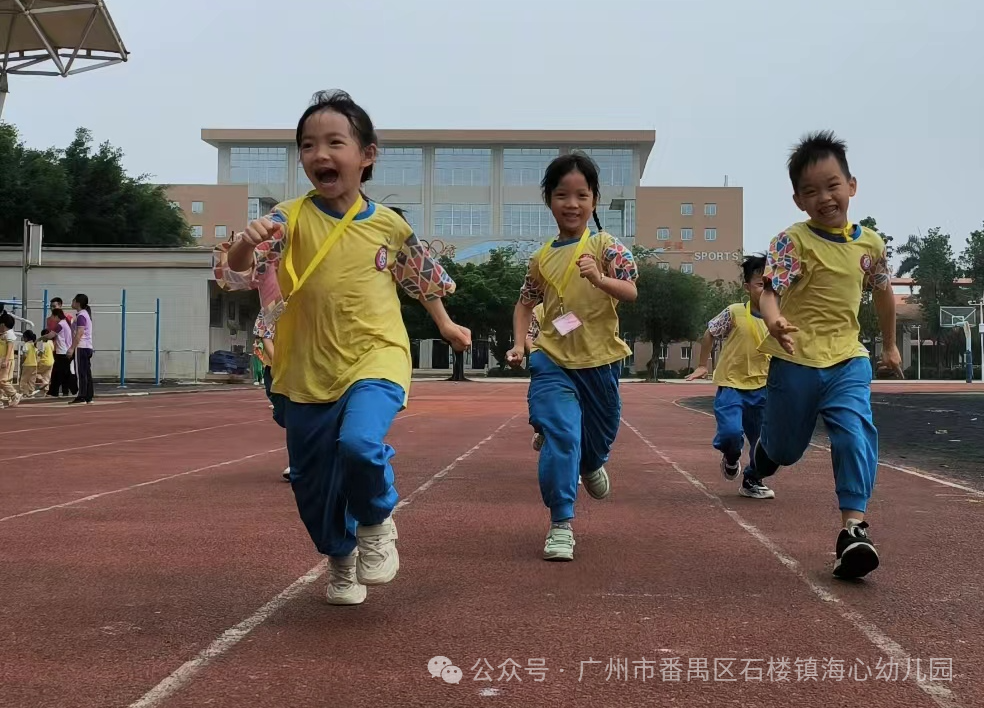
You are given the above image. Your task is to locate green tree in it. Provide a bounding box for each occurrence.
[960,222,984,291]
[620,263,710,380]
[897,227,963,376]
[400,247,527,379]
[0,124,193,246]
[859,216,894,263]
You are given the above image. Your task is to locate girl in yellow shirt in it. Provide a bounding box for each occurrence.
[214,90,470,605]
[506,152,639,562]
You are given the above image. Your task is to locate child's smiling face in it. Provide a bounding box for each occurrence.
[298,110,375,204]
[793,155,857,229]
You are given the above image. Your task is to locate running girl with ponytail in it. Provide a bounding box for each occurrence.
[505,151,639,562]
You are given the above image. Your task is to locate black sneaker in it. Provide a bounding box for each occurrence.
[833,521,879,580]
[720,455,741,481]
[739,475,775,499]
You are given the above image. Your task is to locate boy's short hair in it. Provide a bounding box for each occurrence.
[741,253,766,283]
[40,328,49,337]
[0,312,14,329]
[787,130,851,192]
[23,330,36,342]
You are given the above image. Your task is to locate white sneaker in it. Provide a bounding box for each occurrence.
[543,526,575,561]
[356,516,399,586]
[581,466,611,499]
[532,433,544,451]
[281,466,291,482]
[10,394,21,408]
[325,552,367,605]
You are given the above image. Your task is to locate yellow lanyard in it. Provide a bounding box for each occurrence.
[283,192,363,299]
[745,302,765,347]
[537,228,591,310]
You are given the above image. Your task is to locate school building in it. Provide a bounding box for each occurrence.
[170,128,745,373]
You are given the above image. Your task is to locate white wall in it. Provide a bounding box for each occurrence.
[0,259,212,381]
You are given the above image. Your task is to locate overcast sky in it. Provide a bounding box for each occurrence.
[8,0,983,260]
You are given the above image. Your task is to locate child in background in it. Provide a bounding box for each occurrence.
[252,311,290,482]
[686,255,773,498]
[753,130,900,580]
[19,330,39,398]
[0,312,20,408]
[505,152,639,562]
[213,90,470,605]
[35,331,54,392]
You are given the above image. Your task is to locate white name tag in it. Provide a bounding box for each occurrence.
[552,311,583,336]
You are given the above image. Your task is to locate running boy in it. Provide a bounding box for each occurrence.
[505,152,638,562]
[686,255,773,499]
[213,90,470,605]
[752,130,900,580]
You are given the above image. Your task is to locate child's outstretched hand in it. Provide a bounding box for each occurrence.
[241,217,282,248]
[577,255,603,286]
[876,343,904,379]
[685,366,708,381]
[767,316,799,355]
[505,345,525,368]
[440,322,472,352]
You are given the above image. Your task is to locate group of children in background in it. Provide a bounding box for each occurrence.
[214,89,897,608]
[0,312,56,409]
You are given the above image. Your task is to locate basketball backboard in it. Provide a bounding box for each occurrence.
[940,306,978,328]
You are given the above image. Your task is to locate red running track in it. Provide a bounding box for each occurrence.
[0,383,979,708]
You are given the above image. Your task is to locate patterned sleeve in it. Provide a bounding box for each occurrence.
[863,242,892,292]
[708,307,734,340]
[212,207,288,292]
[763,231,802,296]
[602,235,639,281]
[527,305,542,340]
[519,259,546,307]
[391,233,456,301]
[252,313,275,339]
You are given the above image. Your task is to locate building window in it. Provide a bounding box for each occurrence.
[656,227,670,241]
[296,163,313,195]
[434,148,491,186]
[502,203,555,237]
[215,225,227,239]
[230,146,287,185]
[503,148,558,186]
[191,225,203,239]
[385,203,423,233]
[681,345,693,361]
[594,205,628,237]
[681,263,694,274]
[681,203,694,216]
[658,262,670,271]
[659,344,668,359]
[575,148,634,187]
[433,203,491,236]
[169,200,180,209]
[247,198,260,223]
[376,147,423,186]
[681,228,693,241]
[705,203,717,216]
[191,201,204,214]
[704,228,717,241]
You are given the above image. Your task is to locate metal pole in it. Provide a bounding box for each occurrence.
[979,300,983,384]
[916,325,921,380]
[43,288,49,322]
[21,219,29,333]
[119,289,127,388]
[154,298,161,386]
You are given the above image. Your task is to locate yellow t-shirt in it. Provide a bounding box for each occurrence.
[525,231,636,369]
[38,340,54,366]
[270,198,415,405]
[711,303,769,390]
[759,221,887,368]
[23,342,37,367]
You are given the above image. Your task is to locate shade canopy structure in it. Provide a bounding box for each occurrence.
[0,0,128,116]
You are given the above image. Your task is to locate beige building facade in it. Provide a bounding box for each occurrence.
[164,184,248,247]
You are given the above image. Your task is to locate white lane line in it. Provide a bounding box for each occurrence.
[127,413,520,708]
[0,418,269,463]
[622,416,962,708]
[0,448,285,523]
[672,398,984,497]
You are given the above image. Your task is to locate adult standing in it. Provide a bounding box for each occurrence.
[44,309,78,398]
[46,297,73,332]
[68,294,94,405]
